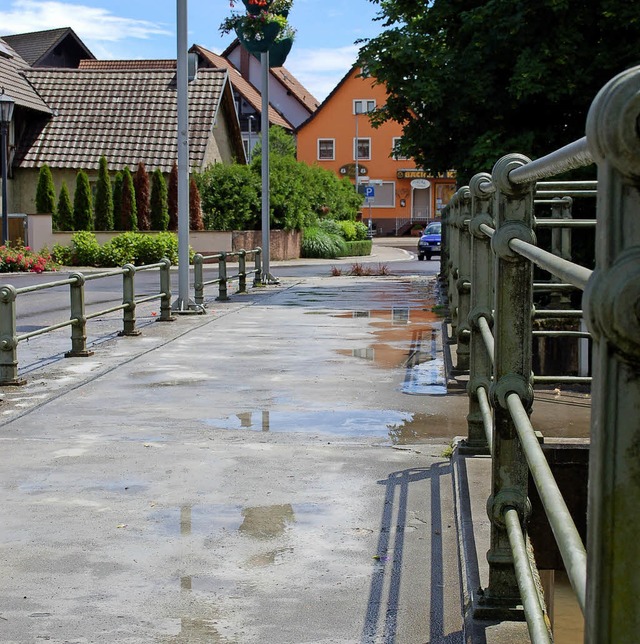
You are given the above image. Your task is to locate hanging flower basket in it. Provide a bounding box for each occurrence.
[251,36,293,66]
[241,0,271,16]
[236,20,282,53]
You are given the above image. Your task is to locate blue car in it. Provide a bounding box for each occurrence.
[417,221,442,261]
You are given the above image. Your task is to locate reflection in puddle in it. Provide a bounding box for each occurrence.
[203,410,457,443]
[337,306,448,395]
[239,504,295,540]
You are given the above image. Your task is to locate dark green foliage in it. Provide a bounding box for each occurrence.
[358,0,640,183]
[112,172,123,229]
[35,164,56,215]
[56,181,73,231]
[251,125,296,159]
[120,167,138,231]
[300,226,348,259]
[150,169,169,231]
[337,240,372,257]
[53,231,181,267]
[73,170,93,231]
[168,162,178,231]
[94,156,114,231]
[134,162,151,231]
[189,177,204,230]
[196,163,261,231]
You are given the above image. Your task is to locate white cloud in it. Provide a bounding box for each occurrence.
[285,45,359,101]
[0,0,170,43]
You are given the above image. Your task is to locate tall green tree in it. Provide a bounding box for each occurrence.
[112,171,123,230]
[133,162,151,231]
[35,164,56,215]
[56,181,74,231]
[189,177,204,231]
[359,0,640,183]
[94,155,114,231]
[120,167,138,231]
[150,169,169,231]
[168,161,178,231]
[73,170,93,231]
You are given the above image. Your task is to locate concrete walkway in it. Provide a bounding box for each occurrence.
[0,251,586,643]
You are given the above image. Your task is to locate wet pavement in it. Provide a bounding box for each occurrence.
[0,246,590,643]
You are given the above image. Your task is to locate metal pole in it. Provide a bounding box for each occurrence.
[1,121,8,246]
[260,51,277,284]
[173,0,198,312]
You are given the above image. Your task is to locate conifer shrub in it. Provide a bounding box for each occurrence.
[35,164,56,215]
[150,169,169,231]
[112,171,123,229]
[189,177,204,231]
[73,170,94,231]
[134,162,151,231]
[56,181,74,231]
[120,167,138,231]
[94,156,114,231]
[168,161,178,231]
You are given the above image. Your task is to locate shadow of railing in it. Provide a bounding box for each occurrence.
[361,464,464,644]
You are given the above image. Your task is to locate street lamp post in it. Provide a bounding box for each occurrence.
[247,114,254,161]
[0,88,15,247]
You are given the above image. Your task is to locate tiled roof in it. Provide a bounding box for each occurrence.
[0,38,52,115]
[192,45,293,130]
[79,59,177,70]
[270,66,319,113]
[2,28,93,66]
[220,39,319,115]
[15,68,229,173]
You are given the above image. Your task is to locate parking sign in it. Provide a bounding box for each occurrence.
[365,186,375,201]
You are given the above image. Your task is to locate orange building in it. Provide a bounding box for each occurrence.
[296,66,456,236]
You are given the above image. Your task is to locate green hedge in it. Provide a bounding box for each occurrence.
[336,240,373,257]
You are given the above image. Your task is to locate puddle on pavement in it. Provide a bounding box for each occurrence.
[239,504,295,540]
[202,409,459,443]
[334,305,448,395]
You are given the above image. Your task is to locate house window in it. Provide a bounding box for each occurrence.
[353,99,376,115]
[317,139,335,161]
[369,181,396,208]
[392,137,408,160]
[353,137,371,161]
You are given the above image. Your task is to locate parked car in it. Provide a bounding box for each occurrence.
[417,221,442,260]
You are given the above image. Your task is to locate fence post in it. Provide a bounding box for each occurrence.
[253,248,262,287]
[120,264,141,336]
[447,191,461,339]
[158,258,176,321]
[217,252,229,301]
[0,284,25,385]
[465,173,494,453]
[478,153,536,617]
[66,272,94,357]
[550,197,573,309]
[583,65,640,642]
[455,187,472,372]
[193,254,204,306]
[238,250,247,293]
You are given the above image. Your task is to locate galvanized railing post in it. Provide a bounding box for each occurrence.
[253,248,262,287]
[456,187,472,372]
[465,173,494,452]
[217,252,229,301]
[193,253,204,306]
[238,250,247,293]
[479,154,536,617]
[120,264,141,336]
[0,284,25,385]
[66,272,94,357]
[158,258,176,321]
[583,65,640,642]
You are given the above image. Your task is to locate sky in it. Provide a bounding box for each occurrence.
[0,0,387,101]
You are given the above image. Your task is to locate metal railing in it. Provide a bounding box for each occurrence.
[0,259,175,385]
[193,248,261,306]
[442,65,640,642]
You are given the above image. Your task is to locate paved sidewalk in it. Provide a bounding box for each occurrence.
[0,272,474,643]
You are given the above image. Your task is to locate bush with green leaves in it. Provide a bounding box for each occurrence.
[336,220,357,241]
[94,156,114,231]
[35,164,56,215]
[301,226,347,259]
[73,171,94,231]
[353,221,369,241]
[53,231,181,267]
